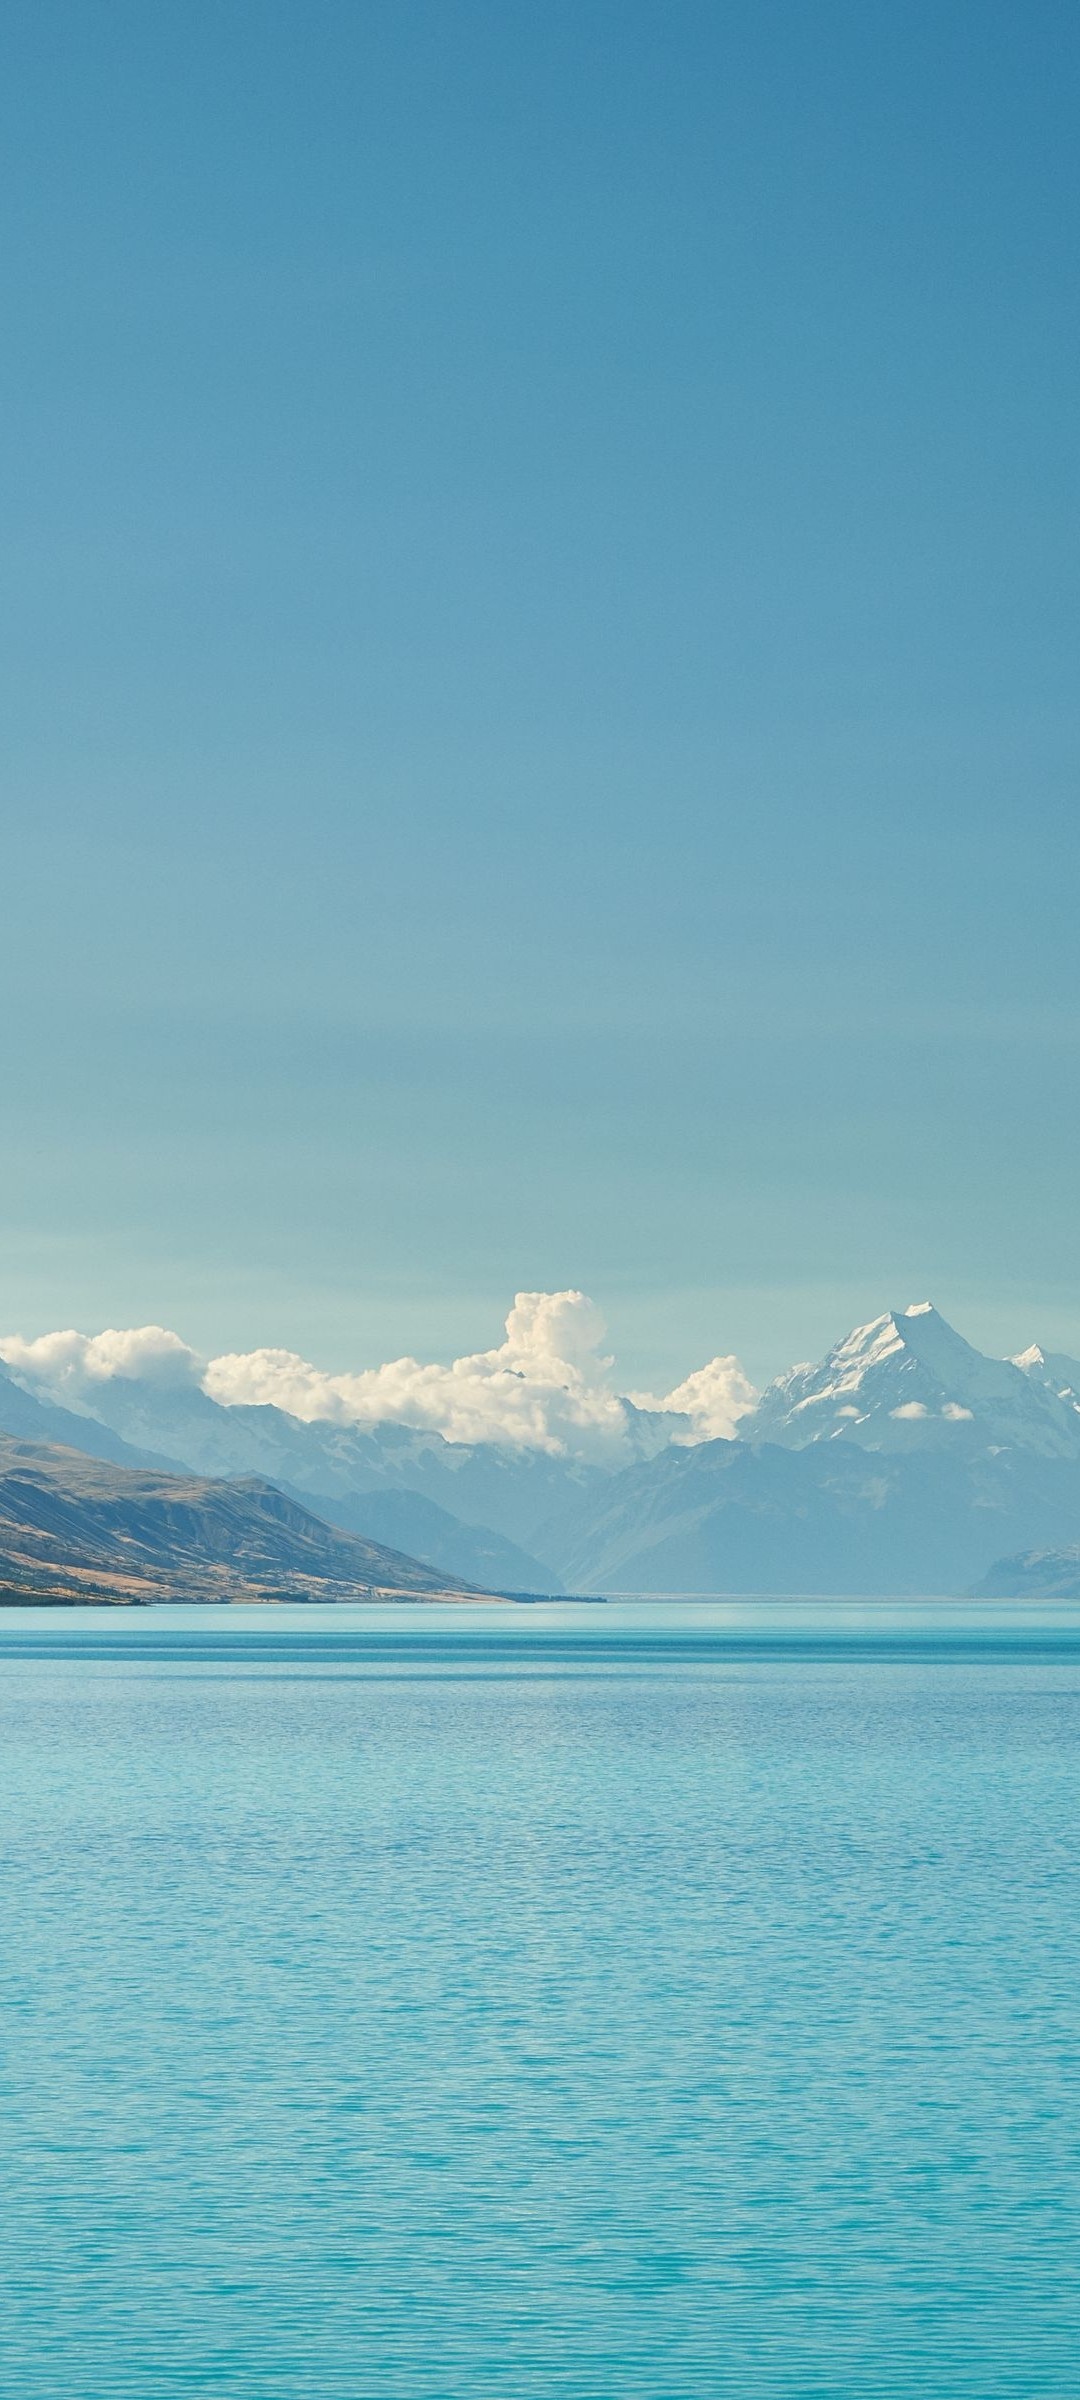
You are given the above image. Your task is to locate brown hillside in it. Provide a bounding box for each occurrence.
[0,1439,503,1605]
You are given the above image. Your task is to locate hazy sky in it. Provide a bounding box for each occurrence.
[3,1,1079,1390]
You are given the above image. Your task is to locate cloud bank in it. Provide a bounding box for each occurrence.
[0,1323,201,1393]
[0,1290,758,1460]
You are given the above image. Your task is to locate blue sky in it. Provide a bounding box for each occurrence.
[3,0,1079,1389]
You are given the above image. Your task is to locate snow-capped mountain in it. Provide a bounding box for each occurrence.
[1012,1345,1080,1415]
[532,1306,1080,1591]
[7,1293,1080,1595]
[743,1303,1080,1459]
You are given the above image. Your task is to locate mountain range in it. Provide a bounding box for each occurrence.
[4,1300,1080,1597]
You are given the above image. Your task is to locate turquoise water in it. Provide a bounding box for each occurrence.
[1,1599,1079,2398]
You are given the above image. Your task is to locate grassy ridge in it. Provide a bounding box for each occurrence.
[0,1438,502,1605]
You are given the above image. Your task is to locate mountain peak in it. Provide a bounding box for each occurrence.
[1013,1344,1080,1411]
[745,1302,1080,1459]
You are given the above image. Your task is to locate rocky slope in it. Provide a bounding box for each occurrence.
[11,1374,565,1591]
[0,1440,501,1605]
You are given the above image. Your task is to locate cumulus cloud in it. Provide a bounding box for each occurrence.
[0,1324,200,1400]
[1,1290,757,1461]
[204,1291,631,1459]
[633,1354,759,1442]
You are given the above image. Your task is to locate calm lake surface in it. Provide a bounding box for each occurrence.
[1,1599,1078,2398]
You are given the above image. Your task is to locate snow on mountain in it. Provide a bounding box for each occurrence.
[0,1358,173,1471]
[8,1294,1080,1596]
[1012,1345,1080,1415]
[743,1303,1080,1459]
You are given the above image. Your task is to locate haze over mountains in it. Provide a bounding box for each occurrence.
[0,1440,495,1608]
[3,1293,1080,1597]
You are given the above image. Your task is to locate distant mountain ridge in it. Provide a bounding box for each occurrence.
[0,1360,174,1471]
[6,1299,1080,1596]
[533,1303,1080,1593]
[538,1436,1080,1596]
[974,1544,1080,1600]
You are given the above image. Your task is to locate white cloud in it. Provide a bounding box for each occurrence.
[1,1290,757,1462]
[890,1401,929,1420]
[205,1291,636,1459]
[634,1354,759,1442]
[0,1324,200,1399]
